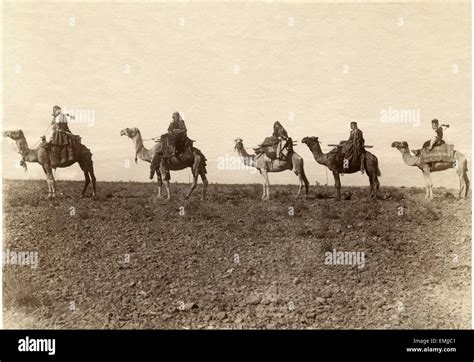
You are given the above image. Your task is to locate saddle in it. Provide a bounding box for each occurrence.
[413,143,454,163]
[332,141,365,173]
[159,133,194,158]
[41,134,82,167]
[253,137,294,161]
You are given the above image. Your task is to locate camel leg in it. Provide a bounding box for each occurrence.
[163,180,171,200]
[156,172,163,198]
[81,171,90,198]
[463,172,470,199]
[42,165,56,198]
[261,169,270,200]
[367,174,374,200]
[367,172,380,200]
[79,157,96,197]
[374,175,380,199]
[456,167,463,200]
[295,168,309,198]
[258,170,265,199]
[160,159,171,200]
[422,170,433,200]
[200,170,208,200]
[296,172,303,197]
[185,169,199,200]
[332,170,341,201]
[185,155,204,200]
[90,170,96,197]
[456,167,469,200]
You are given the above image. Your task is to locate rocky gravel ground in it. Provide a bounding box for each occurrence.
[2,180,471,329]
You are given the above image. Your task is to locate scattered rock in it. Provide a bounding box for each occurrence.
[315,297,326,304]
[183,302,198,311]
[246,295,261,306]
[216,312,227,320]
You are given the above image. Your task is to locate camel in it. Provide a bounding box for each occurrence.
[302,137,381,200]
[233,138,309,200]
[391,141,469,200]
[120,127,208,199]
[3,129,96,198]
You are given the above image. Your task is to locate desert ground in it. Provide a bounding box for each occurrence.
[2,179,471,329]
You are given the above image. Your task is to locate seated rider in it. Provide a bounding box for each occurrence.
[166,111,188,156]
[49,105,75,164]
[341,121,366,174]
[255,121,290,160]
[149,112,189,179]
[425,119,448,150]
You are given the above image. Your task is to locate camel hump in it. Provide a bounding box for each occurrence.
[78,143,92,156]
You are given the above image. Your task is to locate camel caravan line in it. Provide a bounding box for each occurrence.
[3,109,470,201]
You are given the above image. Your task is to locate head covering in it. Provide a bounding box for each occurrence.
[431,119,439,125]
[52,105,61,115]
[273,121,288,139]
[350,121,358,126]
[173,112,184,122]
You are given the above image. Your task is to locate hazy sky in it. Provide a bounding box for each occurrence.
[2,0,471,188]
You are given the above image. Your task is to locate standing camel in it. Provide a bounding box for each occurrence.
[120,127,208,199]
[302,136,381,200]
[391,141,469,200]
[3,130,96,198]
[233,138,309,200]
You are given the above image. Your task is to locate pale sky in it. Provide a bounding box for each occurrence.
[2,0,471,188]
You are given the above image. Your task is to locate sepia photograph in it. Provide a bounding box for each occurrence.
[0,0,472,358]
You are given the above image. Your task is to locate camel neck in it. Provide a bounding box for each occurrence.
[309,142,326,164]
[401,148,418,166]
[15,136,38,163]
[133,133,150,161]
[236,146,255,167]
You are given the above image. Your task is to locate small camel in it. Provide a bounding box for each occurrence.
[302,136,381,200]
[391,141,469,200]
[3,129,96,198]
[120,127,208,199]
[234,138,309,200]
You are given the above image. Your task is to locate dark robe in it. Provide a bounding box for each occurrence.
[342,128,365,166]
[51,113,72,145]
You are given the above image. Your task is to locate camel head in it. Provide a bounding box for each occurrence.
[301,136,319,147]
[391,141,408,151]
[3,129,24,141]
[234,137,244,151]
[120,127,140,138]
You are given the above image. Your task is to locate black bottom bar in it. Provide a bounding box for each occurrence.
[0,329,473,361]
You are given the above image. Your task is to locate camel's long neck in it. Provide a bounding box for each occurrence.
[401,147,419,166]
[236,145,256,168]
[15,136,38,163]
[133,133,152,162]
[309,142,329,165]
